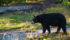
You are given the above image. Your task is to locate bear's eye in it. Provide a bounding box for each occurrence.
[33,18,38,22]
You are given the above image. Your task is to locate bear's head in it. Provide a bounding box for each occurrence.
[32,16,41,24]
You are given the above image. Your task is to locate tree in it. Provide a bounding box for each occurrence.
[0,0,2,6]
[0,0,11,6]
[19,0,26,3]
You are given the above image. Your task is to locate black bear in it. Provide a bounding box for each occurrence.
[32,13,67,35]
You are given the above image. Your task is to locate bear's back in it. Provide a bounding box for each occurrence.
[38,13,66,25]
[39,13,65,19]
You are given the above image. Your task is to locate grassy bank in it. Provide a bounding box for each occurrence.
[0,4,70,31]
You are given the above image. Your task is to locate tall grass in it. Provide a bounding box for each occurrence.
[0,4,70,31]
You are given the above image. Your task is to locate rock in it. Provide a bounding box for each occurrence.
[0,34,3,40]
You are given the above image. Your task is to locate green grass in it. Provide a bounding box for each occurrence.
[0,4,70,23]
[62,0,68,6]
[0,12,41,23]
[45,4,70,15]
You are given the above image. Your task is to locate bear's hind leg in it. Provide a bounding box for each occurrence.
[62,25,67,35]
[56,26,61,34]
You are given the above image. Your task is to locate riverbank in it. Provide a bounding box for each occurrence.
[0,27,70,40]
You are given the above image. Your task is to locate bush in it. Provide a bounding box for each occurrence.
[62,0,69,5]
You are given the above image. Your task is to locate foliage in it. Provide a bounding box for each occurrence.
[0,21,41,32]
[0,0,69,6]
[0,0,11,6]
[69,0,70,2]
[62,0,69,5]
[45,4,70,15]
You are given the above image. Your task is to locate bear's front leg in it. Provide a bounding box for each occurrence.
[42,23,51,34]
[46,25,50,34]
[43,27,46,33]
[42,23,47,33]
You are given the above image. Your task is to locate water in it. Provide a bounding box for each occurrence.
[1,32,27,40]
[0,28,70,40]
[0,6,32,12]
[0,30,41,40]
[0,30,42,40]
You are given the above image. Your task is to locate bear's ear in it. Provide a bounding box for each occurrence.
[37,16,40,19]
